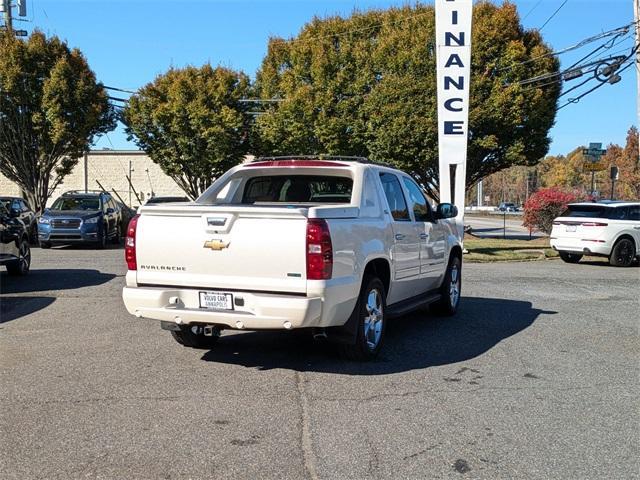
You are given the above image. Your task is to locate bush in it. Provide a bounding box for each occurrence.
[523,188,582,234]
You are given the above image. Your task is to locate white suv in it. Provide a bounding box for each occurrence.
[550,201,640,267]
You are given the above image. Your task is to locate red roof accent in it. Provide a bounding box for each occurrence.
[246,160,348,168]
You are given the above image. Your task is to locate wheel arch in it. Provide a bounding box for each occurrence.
[613,233,637,254]
[362,257,391,295]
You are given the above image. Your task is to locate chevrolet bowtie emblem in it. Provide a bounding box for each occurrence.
[203,239,230,251]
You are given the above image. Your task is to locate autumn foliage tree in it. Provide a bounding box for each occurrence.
[0,31,115,212]
[523,187,582,234]
[123,65,251,199]
[254,2,559,198]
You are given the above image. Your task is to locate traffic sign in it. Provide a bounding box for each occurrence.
[583,162,606,172]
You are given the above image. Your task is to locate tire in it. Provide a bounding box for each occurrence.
[609,238,636,267]
[559,251,583,264]
[340,276,386,361]
[171,325,220,349]
[432,254,462,316]
[40,241,51,249]
[111,225,121,245]
[97,225,107,249]
[6,237,31,276]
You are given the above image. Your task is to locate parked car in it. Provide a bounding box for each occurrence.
[38,191,123,249]
[550,201,640,267]
[0,196,37,243]
[144,196,190,205]
[0,201,31,275]
[122,156,463,360]
[497,202,519,212]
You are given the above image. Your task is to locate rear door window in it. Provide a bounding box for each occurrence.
[380,173,410,221]
[628,205,640,221]
[608,207,628,220]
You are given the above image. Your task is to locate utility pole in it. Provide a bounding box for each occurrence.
[634,0,640,149]
[476,180,483,208]
[1,0,12,31]
[128,160,134,207]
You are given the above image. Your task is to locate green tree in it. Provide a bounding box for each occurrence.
[0,31,115,212]
[254,2,559,199]
[123,65,251,199]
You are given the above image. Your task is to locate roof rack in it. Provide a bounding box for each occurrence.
[61,190,108,196]
[253,155,394,168]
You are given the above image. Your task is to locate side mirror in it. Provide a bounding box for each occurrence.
[436,203,458,219]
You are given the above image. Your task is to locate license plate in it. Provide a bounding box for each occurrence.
[199,291,233,310]
[566,225,577,232]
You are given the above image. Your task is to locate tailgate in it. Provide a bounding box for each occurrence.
[135,206,309,293]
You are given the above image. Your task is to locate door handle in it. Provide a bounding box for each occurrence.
[634,226,640,229]
[419,233,429,239]
[395,233,405,240]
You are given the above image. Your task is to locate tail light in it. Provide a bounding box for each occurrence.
[581,222,608,227]
[125,214,140,270]
[306,219,333,280]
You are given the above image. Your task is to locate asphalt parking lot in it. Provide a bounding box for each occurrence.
[1,247,638,480]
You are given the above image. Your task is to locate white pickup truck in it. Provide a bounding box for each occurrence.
[122,157,463,360]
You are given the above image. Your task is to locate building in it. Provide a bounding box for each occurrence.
[0,150,186,208]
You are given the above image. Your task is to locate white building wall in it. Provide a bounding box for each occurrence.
[0,150,186,207]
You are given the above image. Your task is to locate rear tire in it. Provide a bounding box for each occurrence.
[609,238,635,267]
[340,276,386,361]
[432,254,462,316]
[559,251,583,264]
[6,237,31,276]
[171,325,220,349]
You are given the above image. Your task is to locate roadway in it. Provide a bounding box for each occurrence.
[1,247,638,479]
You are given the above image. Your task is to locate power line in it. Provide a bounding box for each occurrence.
[522,0,544,21]
[538,0,568,32]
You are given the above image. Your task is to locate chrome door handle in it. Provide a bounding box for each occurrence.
[634,226,640,229]
[419,233,429,239]
[395,233,405,240]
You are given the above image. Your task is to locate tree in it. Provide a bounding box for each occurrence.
[254,3,559,199]
[599,127,639,200]
[523,187,582,234]
[123,65,252,199]
[0,31,115,212]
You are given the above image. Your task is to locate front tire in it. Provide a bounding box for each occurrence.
[340,276,386,361]
[432,254,462,316]
[111,225,121,245]
[609,238,636,267]
[171,325,220,349]
[97,225,107,249]
[559,251,583,264]
[7,237,31,276]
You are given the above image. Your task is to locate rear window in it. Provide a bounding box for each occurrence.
[240,175,353,204]
[561,205,632,219]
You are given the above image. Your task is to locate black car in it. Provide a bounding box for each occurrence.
[0,196,37,243]
[38,191,123,248]
[0,202,31,275]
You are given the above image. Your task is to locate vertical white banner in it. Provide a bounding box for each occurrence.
[435,0,472,229]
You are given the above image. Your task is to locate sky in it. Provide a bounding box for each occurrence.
[19,0,638,156]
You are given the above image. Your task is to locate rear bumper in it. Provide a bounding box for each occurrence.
[122,286,327,330]
[550,238,611,256]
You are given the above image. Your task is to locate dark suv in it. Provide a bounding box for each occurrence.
[0,196,37,243]
[38,191,123,248]
[0,202,31,275]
